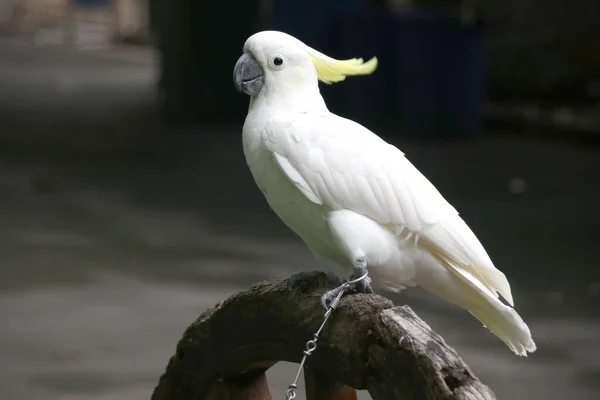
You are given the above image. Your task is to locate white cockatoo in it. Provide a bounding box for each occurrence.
[233,30,536,356]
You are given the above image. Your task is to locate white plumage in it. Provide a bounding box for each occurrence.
[235,30,536,356]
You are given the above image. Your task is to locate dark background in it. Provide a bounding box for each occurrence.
[0,1,598,399]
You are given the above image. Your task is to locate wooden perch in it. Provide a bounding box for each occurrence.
[151,271,496,400]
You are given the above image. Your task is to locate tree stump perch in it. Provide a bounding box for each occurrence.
[151,271,496,400]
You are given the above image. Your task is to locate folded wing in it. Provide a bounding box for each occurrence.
[264,113,514,305]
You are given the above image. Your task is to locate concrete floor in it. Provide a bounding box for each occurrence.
[0,37,599,400]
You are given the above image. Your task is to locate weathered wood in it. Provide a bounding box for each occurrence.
[304,366,358,400]
[151,271,496,400]
[206,370,271,400]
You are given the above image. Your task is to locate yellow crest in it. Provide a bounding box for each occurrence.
[305,47,378,84]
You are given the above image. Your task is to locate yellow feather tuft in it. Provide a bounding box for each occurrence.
[307,54,378,84]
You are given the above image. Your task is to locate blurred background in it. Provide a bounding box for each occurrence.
[0,0,599,399]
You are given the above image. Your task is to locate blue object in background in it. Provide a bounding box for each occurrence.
[392,11,485,138]
[327,12,397,126]
[73,0,110,5]
[269,4,484,138]
[269,0,366,57]
[438,19,485,138]
[274,8,484,139]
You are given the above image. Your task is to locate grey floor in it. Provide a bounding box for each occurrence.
[0,37,599,400]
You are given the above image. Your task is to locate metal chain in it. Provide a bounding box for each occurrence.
[284,271,369,400]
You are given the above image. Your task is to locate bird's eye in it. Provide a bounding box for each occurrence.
[269,55,285,69]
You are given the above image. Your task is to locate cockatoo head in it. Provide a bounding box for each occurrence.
[233,30,378,97]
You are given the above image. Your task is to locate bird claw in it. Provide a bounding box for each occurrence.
[319,267,373,310]
[320,285,346,309]
[349,273,373,294]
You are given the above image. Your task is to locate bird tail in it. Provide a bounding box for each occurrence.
[444,261,536,356]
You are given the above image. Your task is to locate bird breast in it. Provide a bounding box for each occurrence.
[242,134,342,261]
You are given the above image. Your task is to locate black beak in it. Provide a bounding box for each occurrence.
[233,52,265,96]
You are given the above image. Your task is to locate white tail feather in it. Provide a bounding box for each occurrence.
[443,262,536,356]
[434,216,516,307]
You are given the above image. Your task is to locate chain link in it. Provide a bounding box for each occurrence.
[284,272,369,400]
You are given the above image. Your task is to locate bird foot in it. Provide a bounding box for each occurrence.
[320,285,346,309]
[348,256,373,294]
[320,258,373,309]
[349,268,373,295]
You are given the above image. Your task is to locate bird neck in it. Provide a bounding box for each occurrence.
[251,84,329,114]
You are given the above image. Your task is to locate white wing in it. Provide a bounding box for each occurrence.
[264,112,514,305]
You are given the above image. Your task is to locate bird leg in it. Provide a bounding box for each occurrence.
[320,256,373,309]
[349,256,373,294]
